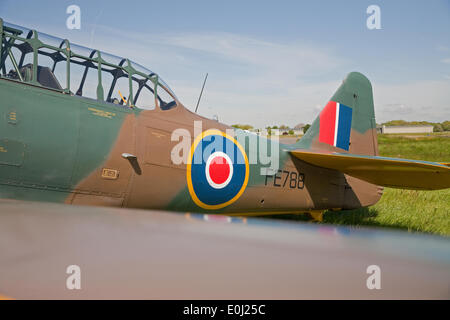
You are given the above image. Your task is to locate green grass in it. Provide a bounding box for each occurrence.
[323,188,450,236]
[377,134,450,162]
[270,133,450,236]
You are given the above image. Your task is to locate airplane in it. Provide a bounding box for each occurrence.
[0,19,449,222]
[1,19,450,301]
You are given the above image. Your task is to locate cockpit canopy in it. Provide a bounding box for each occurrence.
[0,20,178,110]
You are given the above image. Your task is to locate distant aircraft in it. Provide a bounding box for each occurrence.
[0,19,449,221]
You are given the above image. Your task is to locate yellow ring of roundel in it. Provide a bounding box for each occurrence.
[186,129,249,210]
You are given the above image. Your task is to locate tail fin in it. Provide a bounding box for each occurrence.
[289,72,450,191]
[294,72,378,156]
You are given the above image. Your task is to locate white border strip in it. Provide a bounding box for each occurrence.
[205,152,234,189]
[333,102,340,147]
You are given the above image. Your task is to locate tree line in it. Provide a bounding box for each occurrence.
[381,120,450,132]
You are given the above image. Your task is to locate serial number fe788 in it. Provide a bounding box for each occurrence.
[265,169,305,189]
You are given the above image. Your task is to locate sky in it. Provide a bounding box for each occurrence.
[1,0,449,128]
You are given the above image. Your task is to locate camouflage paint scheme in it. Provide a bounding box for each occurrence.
[0,67,374,213]
[3,21,450,302]
[1,69,450,217]
[0,27,449,218]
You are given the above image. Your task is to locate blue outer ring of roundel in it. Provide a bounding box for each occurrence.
[187,131,249,209]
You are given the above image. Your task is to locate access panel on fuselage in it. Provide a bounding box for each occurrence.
[0,80,79,191]
[70,100,135,200]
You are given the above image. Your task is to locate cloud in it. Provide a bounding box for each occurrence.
[160,33,343,79]
[374,81,450,123]
[83,26,344,84]
[380,103,413,114]
[441,58,450,64]
[72,26,346,126]
[53,24,450,127]
[436,45,450,52]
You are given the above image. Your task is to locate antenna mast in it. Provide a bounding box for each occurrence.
[195,73,208,113]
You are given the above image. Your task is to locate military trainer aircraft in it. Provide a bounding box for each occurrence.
[1,19,450,300]
[0,20,449,221]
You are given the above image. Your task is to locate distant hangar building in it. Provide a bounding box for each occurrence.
[376,125,434,134]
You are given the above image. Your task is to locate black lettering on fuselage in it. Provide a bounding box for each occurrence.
[264,169,305,190]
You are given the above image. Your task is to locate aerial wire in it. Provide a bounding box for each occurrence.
[195,73,208,113]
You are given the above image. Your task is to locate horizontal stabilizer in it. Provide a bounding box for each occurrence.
[290,150,450,190]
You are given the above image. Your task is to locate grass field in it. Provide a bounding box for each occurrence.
[273,133,450,236]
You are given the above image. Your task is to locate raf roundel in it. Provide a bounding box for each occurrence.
[187,130,249,210]
[205,151,233,189]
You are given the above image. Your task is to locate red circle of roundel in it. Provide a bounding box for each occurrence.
[209,156,230,185]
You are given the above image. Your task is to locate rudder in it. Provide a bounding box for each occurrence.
[295,72,378,156]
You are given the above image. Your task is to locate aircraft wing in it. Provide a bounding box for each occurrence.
[290,150,450,190]
[0,199,449,299]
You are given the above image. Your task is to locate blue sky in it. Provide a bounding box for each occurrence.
[1,0,449,127]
